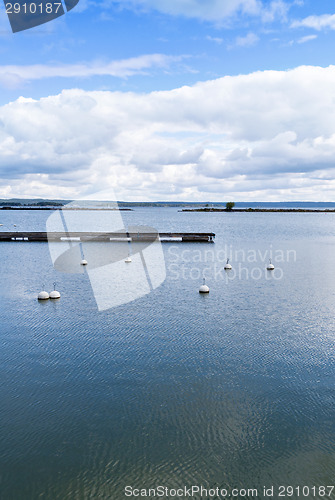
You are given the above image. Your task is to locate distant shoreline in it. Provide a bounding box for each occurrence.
[0,207,133,211]
[1,206,334,213]
[181,208,335,213]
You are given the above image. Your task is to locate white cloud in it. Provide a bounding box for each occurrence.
[110,0,260,21]
[291,14,335,31]
[297,34,317,44]
[235,32,259,47]
[101,0,290,23]
[260,0,289,22]
[2,64,335,201]
[206,35,224,45]
[0,54,186,88]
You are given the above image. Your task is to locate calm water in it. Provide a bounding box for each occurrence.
[0,208,335,499]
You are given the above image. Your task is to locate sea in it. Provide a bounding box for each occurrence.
[0,204,335,499]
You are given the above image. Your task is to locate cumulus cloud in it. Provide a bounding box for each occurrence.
[2,64,335,201]
[291,14,335,31]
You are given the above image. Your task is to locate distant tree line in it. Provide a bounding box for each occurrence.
[0,201,64,207]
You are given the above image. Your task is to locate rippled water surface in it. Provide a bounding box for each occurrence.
[0,208,335,499]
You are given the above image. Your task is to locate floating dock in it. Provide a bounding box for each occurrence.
[0,232,215,243]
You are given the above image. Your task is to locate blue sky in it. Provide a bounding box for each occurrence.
[0,0,335,200]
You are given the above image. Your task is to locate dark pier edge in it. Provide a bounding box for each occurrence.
[180,208,335,213]
[0,232,215,243]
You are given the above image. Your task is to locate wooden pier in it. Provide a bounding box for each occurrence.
[0,232,215,243]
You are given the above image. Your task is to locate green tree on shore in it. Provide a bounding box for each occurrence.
[226,202,235,211]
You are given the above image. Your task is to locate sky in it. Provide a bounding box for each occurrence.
[0,0,335,201]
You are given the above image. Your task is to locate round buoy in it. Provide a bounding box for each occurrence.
[267,259,275,270]
[49,283,61,299]
[38,291,49,300]
[125,256,132,263]
[199,278,209,294]
[80,259,88,266]
[224,258,232,270]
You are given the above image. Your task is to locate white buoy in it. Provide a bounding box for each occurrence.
[199,278,210,294]
[80,259,88,266]
[125,255,132,263]
[267,259,275,270]
[49,282,61,299]
[224,258,232,270]
[38,291,49,300]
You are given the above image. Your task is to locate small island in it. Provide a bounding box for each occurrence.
[181,202,335,213]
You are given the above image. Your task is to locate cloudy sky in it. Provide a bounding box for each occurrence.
[0,0,335,201]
